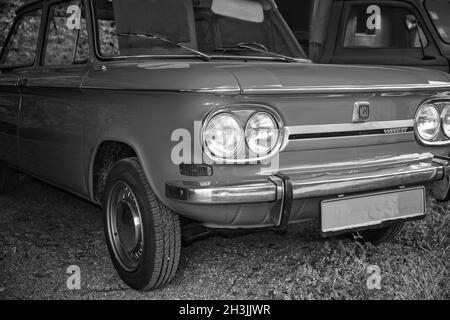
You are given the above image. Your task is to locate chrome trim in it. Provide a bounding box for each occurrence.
[285,120,414,136]
[290,161,442,199]
[441,105,450,139]
[166,156,450,204]
[242,83,450,95]
[79,86,242,94]
[415,139,450,146]
[261,153,435,175]
[83,83,450,95]
[282,132,414,152]
[352,101,370,123]
[106,181,144,272]
[166,180,278,204]
[422,140,450,147]
[183,87,242,94]
[92,54,310,64]
[268,176,285,226]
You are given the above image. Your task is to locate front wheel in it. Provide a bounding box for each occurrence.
[349,223,404,245]
[103,158,181,291]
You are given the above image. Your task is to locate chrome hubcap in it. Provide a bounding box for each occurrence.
[107,181,144,272]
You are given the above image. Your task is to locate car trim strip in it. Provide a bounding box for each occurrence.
[285,120,414,137]
[241,83,450,94]
[79,84,450,95]
[289,127,414,140]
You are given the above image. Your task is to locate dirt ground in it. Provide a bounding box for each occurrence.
[0,177,448,300]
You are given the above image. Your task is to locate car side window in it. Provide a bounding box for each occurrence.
[343,4,428,49]
[97,18,120,57]
[43,0,89,66]
[0,9,42,67]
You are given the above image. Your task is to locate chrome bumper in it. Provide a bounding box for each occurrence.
[166,155,450,205]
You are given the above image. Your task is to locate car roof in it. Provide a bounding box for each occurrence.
[17,0,428,14]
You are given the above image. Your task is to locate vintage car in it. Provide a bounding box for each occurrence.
[0,0,449,291]
[277,0,450,73]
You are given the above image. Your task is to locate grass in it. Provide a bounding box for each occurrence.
[0,177,448,300]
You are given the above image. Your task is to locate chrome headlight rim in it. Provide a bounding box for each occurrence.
[202,112,245,159]
[414,103,441,143]
[441,104,450,139]
[201,105,285,164]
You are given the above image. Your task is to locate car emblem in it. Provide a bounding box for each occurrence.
[352,102,370,123]
[384,127,409,134]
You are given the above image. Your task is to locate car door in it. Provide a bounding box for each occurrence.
[18,0,90,195]
[0,7,43,165]
[331,0,449,72]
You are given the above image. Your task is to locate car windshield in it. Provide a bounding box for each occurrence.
[425,0,450,44]
[93,0,306,60]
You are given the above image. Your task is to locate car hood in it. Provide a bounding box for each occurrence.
[83,60,450,93]
[223,63,450,93]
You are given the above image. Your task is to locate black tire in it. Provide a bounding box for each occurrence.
[103,157,181,291]
[0,162,19,194]
[349,223,404,245]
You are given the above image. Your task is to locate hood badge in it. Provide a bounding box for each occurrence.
[353,102,370,123]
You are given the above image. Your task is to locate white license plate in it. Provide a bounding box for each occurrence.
[321,187,426,235]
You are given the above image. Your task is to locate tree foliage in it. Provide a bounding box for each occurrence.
[0,0,26,51]
[0,0,88,65]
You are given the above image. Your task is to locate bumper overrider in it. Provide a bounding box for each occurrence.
[166,154,450,232]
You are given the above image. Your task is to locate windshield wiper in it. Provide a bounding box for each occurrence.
[114,32,211,61]
[215,42,298,63]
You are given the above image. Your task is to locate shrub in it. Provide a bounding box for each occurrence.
[0,0,25,51]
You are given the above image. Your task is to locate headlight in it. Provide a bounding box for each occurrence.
[203,113,244,158]
[442,105,450,138]
[245,112,280,155]
[415,104,441,141]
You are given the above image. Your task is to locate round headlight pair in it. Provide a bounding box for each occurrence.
[203,112,280,159]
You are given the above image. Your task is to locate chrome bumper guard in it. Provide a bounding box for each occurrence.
[166,155,450,228]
